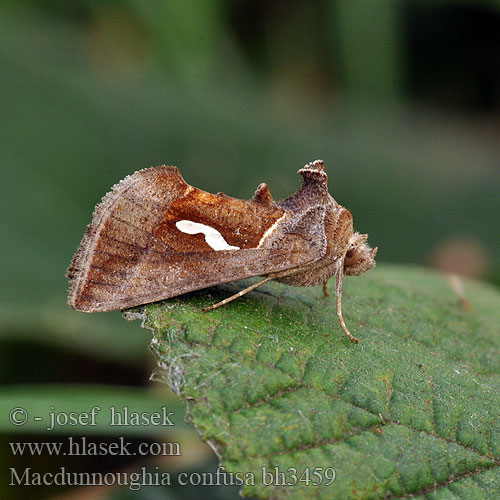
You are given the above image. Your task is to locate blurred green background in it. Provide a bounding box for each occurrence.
[1,1,499,499]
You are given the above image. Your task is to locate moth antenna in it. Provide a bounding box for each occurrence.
[371,247,378,258]
[202,276,272,312]
[252,183,273,205]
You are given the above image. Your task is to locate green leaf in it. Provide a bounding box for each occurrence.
[129,265,500,499]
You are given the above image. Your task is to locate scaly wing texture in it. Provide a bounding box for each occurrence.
[67,166,324,312]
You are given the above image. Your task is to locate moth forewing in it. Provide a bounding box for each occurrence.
[67,166,321,313]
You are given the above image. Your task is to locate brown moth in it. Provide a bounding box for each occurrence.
[67,160,377,342]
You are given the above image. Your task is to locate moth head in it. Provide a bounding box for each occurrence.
[344,232,378,276]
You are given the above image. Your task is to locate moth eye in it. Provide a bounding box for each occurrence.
[344,249,359,266]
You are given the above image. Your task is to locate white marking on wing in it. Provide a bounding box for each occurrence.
[175,220,240,251]
[257,214,286,248]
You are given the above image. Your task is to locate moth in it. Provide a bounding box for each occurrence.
[67,160,377,342]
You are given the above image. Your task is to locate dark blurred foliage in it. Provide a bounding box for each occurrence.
[406,3,500,111]
[1,1,499,499]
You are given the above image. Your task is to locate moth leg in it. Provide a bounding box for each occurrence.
[323,282,330,297]
[335,265,358,343]
[202,276,272,312]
